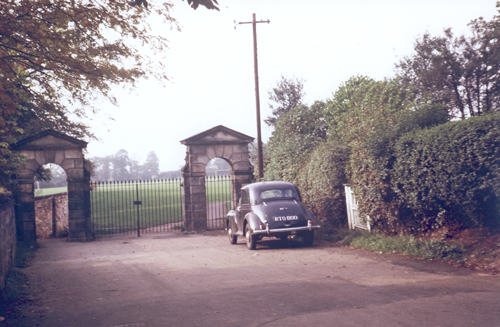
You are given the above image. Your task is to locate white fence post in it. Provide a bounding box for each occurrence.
[344,184,370,231]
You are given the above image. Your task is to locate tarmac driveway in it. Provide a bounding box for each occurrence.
[7,232,500,326]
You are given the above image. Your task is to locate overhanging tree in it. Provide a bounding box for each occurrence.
[0,0,218,196]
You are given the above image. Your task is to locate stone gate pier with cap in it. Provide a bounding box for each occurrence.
[181,125,254,231]
[12,130,92,243]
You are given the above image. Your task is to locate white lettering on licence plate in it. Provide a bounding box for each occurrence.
[274,215,299,222]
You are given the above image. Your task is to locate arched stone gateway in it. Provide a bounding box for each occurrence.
[181,125,254,231]
[13,130,93,244]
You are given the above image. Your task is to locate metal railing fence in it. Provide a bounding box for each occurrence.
[90,179,183,237]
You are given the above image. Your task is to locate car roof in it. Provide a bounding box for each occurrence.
[242,181,297,192]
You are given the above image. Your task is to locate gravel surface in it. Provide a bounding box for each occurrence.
[4,231,500,327]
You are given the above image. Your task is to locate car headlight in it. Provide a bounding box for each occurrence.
[258,216,267,229]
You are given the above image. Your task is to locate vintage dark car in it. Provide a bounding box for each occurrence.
[226,181,320,250]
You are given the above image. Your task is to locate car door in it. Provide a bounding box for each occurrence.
[235,189,251,234]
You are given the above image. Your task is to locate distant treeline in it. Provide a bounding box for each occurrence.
[90,150,231,181]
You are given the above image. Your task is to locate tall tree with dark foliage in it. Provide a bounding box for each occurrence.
[397,15,499,119]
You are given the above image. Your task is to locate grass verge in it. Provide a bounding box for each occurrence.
[347,232,464,260]
[324,228,499,274]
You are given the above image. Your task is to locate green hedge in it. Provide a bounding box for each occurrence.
[264,103,327,182]
[392,113,499,232]
[296,140,349,230]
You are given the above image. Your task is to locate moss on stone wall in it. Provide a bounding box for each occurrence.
[0,202,16,292]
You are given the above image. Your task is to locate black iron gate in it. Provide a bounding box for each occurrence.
[90,179,183,237]
[205,175,233,230]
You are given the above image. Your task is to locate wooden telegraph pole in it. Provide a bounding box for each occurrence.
[237,13,270,179]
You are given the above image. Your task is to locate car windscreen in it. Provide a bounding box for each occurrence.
[258,188,299,203]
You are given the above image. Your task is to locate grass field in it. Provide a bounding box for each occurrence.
[90,179,183,235]
[34,187,67,197]
[205,176,233,203]
[91,177,233,235]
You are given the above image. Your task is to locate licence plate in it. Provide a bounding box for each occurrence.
[274,215,299,222]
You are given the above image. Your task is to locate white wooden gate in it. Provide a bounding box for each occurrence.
[344,185,371,231]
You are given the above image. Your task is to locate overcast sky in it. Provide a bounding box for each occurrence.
[85,0,497,171]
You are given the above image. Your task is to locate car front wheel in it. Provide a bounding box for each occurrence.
[227,226,238,244]
[245,226,257,250]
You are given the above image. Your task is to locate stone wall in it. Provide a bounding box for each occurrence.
[35,193,68,239]
[0,202,16,292]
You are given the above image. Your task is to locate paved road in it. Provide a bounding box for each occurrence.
[8,232,500,326]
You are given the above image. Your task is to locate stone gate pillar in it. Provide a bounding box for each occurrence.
[182,169,207,231]
[181,125,254,232]
[14,177,37,244]
[66,160,93,241]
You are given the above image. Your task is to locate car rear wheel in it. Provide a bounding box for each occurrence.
[245,227,257,250]
[277,234,288,242]
[302,231,314,246]
[227,226,238,245]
